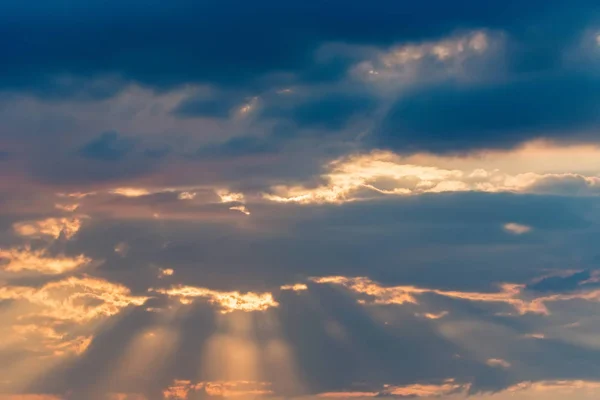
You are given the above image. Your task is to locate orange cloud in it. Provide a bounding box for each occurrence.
[0,395,63,400]
[263,144,600,204]
[163,380,272,399]
[109,188,151,197]
[280,283,308,292]
[217,191,246,203]
[10,324,92,357]
[13,217,82,240]
[0,276,148,323]
[317,392,378,398]
[158,268,174,278]
[317,379,467,398]
[507,380,600,392]
[0,247,92,275]
[153,285,278,313]
[107,394,148,400]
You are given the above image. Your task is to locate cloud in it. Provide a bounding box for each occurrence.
[262,146,600,204]
[376,74,600,152]
[260,92,378,130]
[317,379,467,398]
[280,284,308,292]
[310,275,600,316]
[486,358,511,369]
[0,396,63,400]
[0,276,148,323]
[13,217,82,240]
[78,132,136,162]
[0,247,92,275]
[152,285,278,313]
[173,90,250,119]
[163,380,273,399]
[503,223,532,235]
[2,0,594,95]
[527,270,592,293]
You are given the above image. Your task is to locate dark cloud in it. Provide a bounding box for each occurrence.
[30,131,170,185]
[526,270,592,293]
[173,91,246,119]
[262,92,378,130]
[0,0,597,96]
[78,131,136,161]
[375,73,600,152]
[196,135,280,158]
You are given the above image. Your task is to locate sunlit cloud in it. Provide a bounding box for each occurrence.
[280,283,308,292]
[218,191,246,203]
[317,379,467,398]
[523,333,546,340]
[0,395,64,400]
[486,358,511,369]
[107,394,148,400]
[158,268,174,278]
[229,205,251,215]
[0,276,148,323]
[109,188,152,197]
[263,144,600,204]
[163,380,273,399]
[311,276,600,316]
[177,191,196,200]
[0,247,92,275]
[54,203,79,212]
[503,223,532,235]
[153,285,278,313]
[10,324,92,357]
[317,392,378,398]
[351,30,496,86]
[416,311,449,320]
[13,217,82,240]
[507,380,600,393]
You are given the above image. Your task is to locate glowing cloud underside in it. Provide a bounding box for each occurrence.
[263,144,600,204]
[0,276,148,323]
[318,379,467,398]
[154,285,278,313]
[0,248,92,275]
[13,217,82,240]
[163,380,273,399]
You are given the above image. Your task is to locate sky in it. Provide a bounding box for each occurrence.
[0,1,600,399]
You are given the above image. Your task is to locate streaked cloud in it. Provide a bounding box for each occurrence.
[311,276,600,316]
[0,276,148,323]
[163,380,273,399]
[153,285,278,313]
[263,144,600,204]
[0,247,92,275]
[13,217,82,240]
[317,379,467,398]
[229,205,251,215]
[352,30,496,86]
